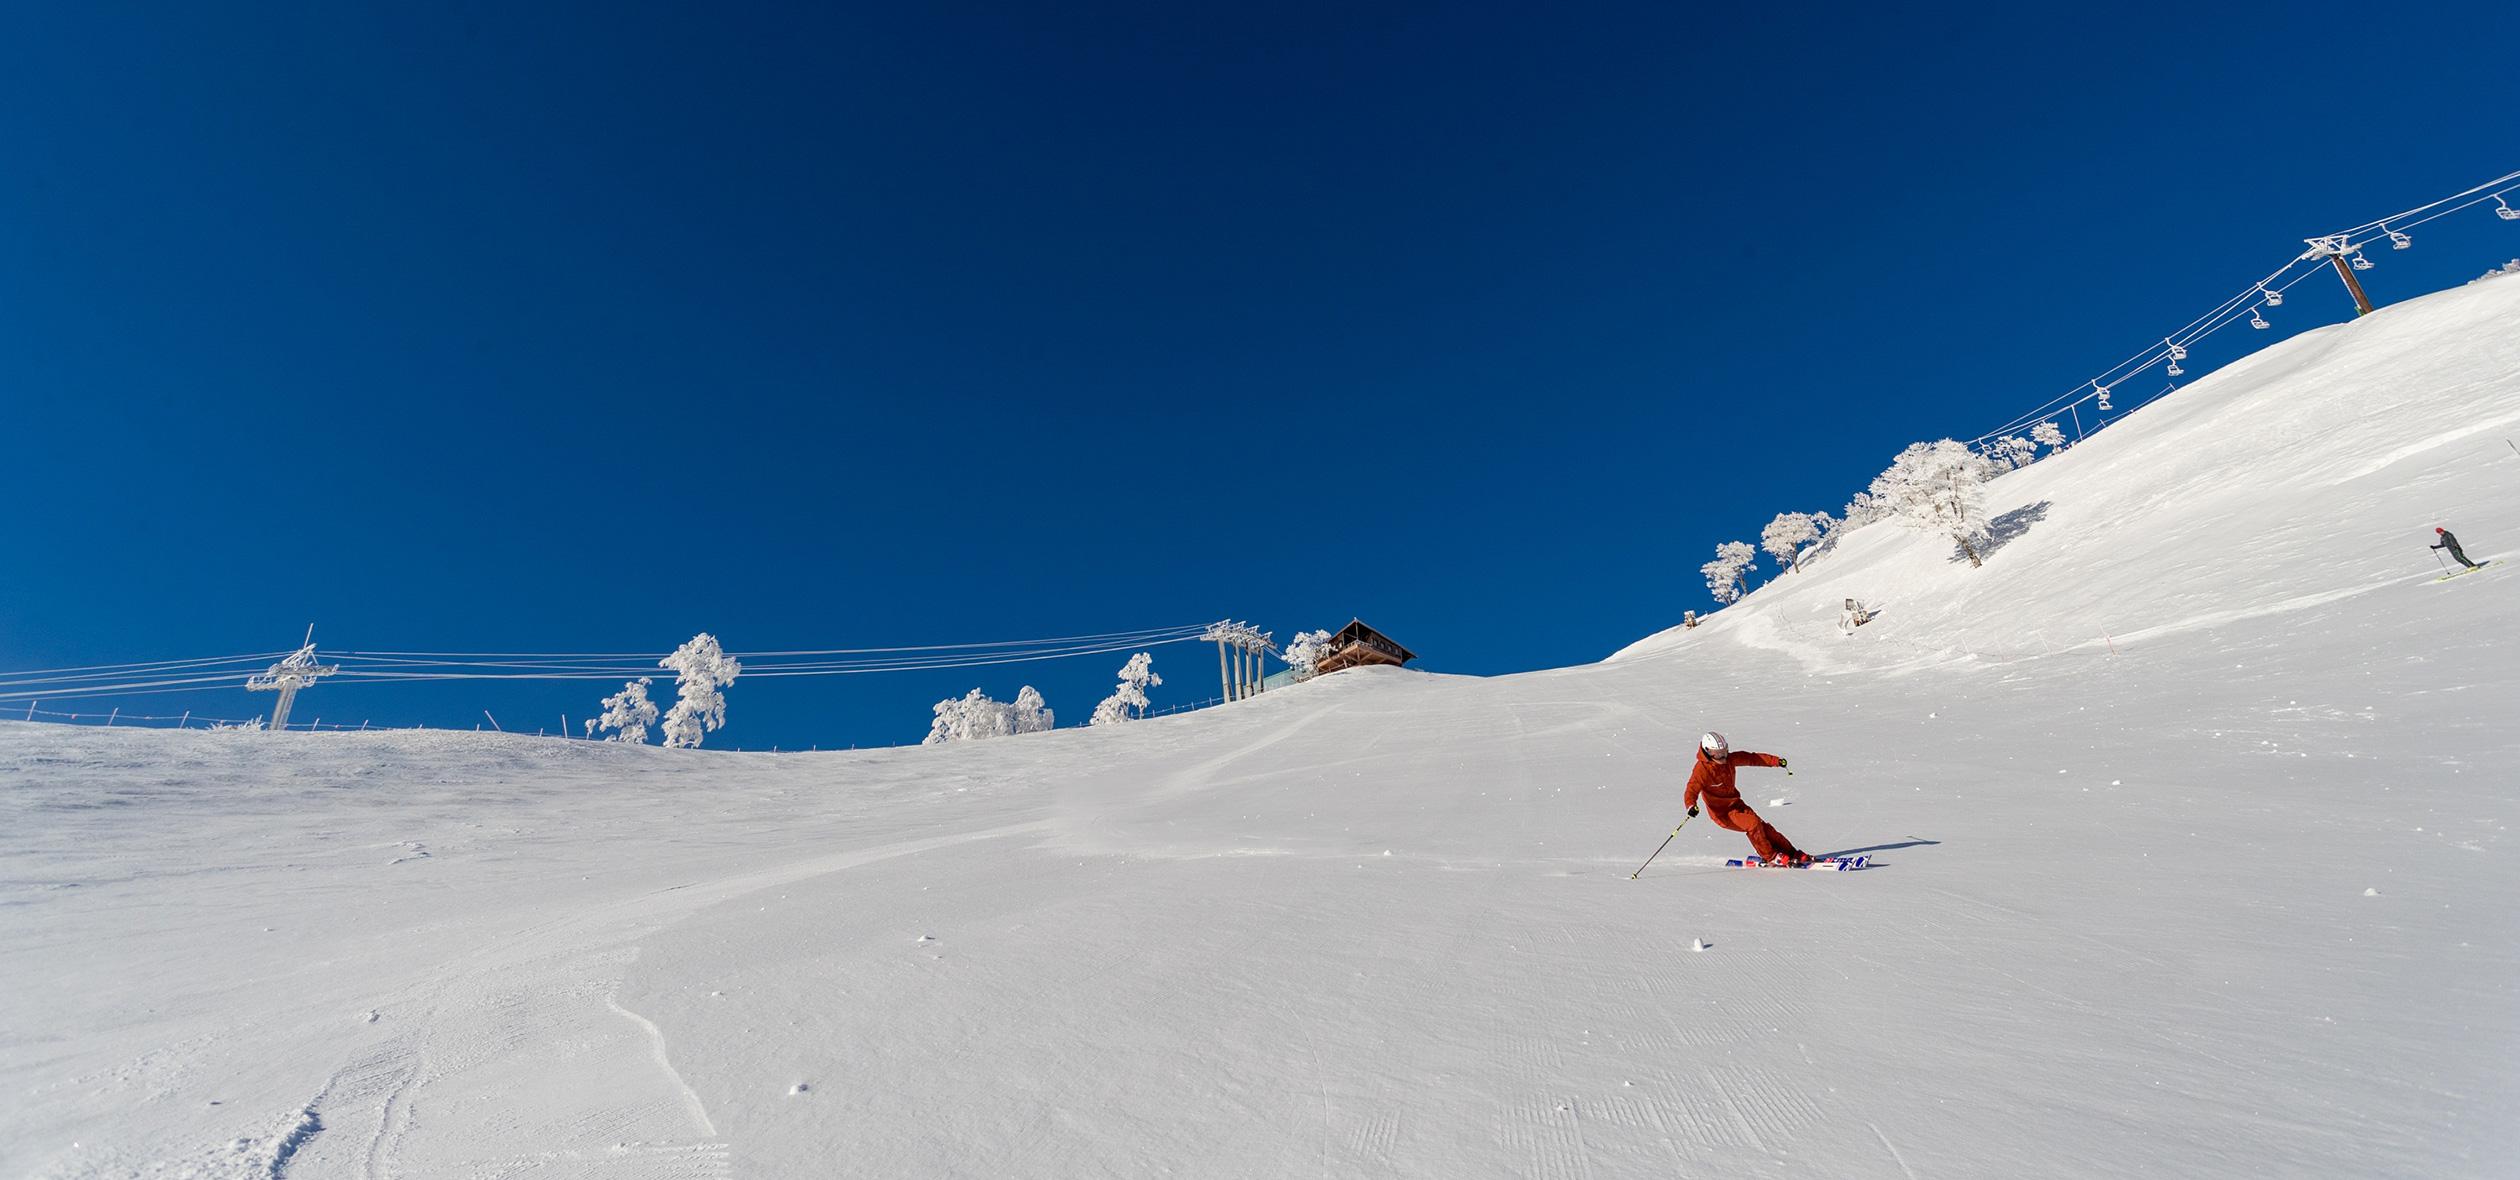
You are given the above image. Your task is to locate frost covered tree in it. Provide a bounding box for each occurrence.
[1842,490,1888,529]
[586,677,659,744]
[2031,421,2067,453]
[925,689,1009,745]
[1990,435,2040,470]
[1090,652,1162,726]
[922,686,1053,744]
[658,633,740,749]
[1009,685,1054,734]
[1701,541,1759,604]
[1869,439,1993,567]
[926,691,983,745]
[1760,513,1822,572]
[1279,629,1334,682]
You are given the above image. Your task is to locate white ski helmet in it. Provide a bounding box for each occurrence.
[1699,731,1729,758]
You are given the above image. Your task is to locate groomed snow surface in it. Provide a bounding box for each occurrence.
[8,278,2519,1177]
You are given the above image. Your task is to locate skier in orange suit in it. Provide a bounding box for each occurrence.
[1685,731,1808,866]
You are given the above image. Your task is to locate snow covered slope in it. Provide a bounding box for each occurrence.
[6,277,2517,1179]
[1618,271,2520,671]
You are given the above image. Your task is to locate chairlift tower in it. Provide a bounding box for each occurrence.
[2300,235,2376,317]
[246,626,338,731]
[1201,620,1274,701]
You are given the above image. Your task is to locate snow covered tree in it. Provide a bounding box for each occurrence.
[587,677,659,744]
[1701,540,1758,604]
[925,688,1008,744]
[1990,435,2040,470]
[1842,490,1888,529]
[920,696,957,745]
[1009,685,1054,734]
[2031,421,2067,453]
[922,685,1053,744]
[925,690,979,745]
[1760,513,1822,572]
[1279,629,1334,682]
[1868,440,1993,567]
[658,633,740,749]
[1090,652,1162,726]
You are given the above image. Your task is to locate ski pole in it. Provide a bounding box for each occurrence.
[1629,812,1694,880]
[2433,549,2449,572]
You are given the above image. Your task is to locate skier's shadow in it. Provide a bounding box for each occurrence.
[1818,838,1941,859]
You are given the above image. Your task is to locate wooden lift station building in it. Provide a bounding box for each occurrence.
[1314,619,1417,675]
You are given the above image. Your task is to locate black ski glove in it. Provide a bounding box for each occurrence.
[1686,806,1699,818]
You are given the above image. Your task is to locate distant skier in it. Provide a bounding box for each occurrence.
[2431,527,2482,571]
[1685,732,1808,867]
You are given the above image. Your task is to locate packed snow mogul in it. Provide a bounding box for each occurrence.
[2430,526,2483,571]
[1684,731,1808,866]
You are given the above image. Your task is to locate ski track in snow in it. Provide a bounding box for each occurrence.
[6,277,2520,1176]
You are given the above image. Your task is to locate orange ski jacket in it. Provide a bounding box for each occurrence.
[1685,750,1784,811]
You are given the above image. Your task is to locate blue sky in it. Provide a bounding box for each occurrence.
[4,1,2515,748]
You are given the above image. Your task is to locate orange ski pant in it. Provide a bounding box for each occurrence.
[1706,798,1802,861]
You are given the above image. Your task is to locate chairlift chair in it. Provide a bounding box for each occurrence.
[2350,251,2374,270]
[2262,287,2283,306]
[2250,308,2270,329]
[2495,196,2520,221]
[2387,229,2412,250]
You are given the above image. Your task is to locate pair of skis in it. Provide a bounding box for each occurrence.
[1725,854,1870,871]
[2434,559,2492,582]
